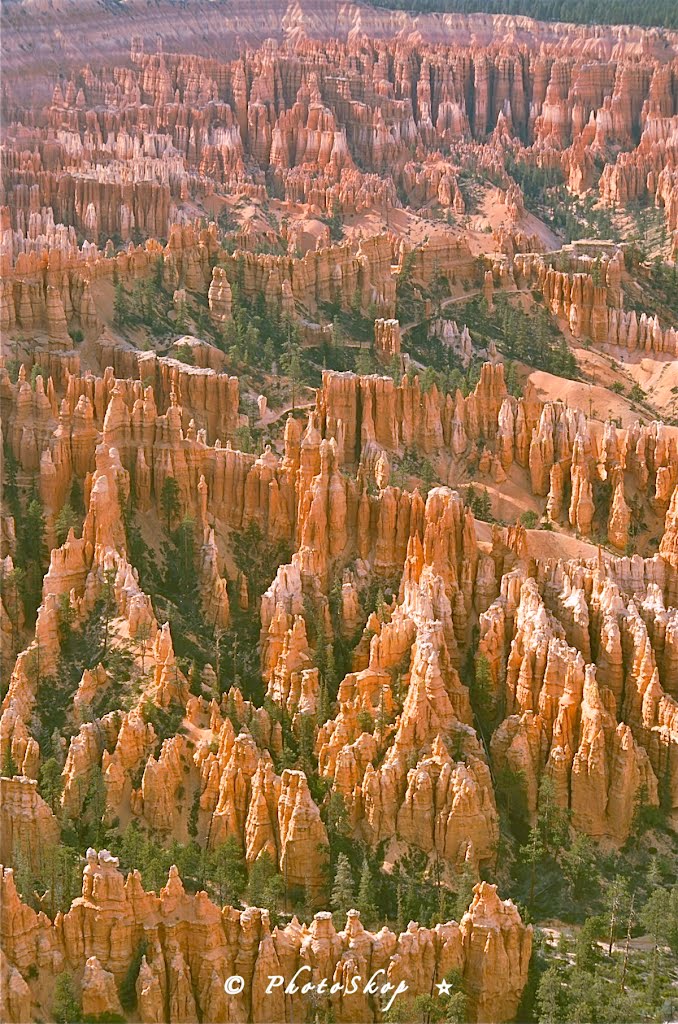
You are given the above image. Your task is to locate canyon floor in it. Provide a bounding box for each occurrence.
[1,2,678,1022]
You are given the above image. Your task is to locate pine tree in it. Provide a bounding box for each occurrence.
[39,756,63,813]
[324,642,338,700]
[325,791,349,839]
[81,764,107,848]
[175,295,189,333]
[317,677,331,725]
[574,917,600,973]
[2,745,18,778]
[666,886,678,954]
[478,488,493,521]
[562,834,599,900]
[420,366,438,394]
[536,775,570,853]
[355,348,374,375]
[133,621,152,675]
[505,360,520,396]
[100,566,117,659]
[208,836,247,907]
[396,882,405,932]
[53,971,82,1023]
[449,861,476,921]
[388,353,402,382]
[356,858,377,927]
[536,965,563,1024]
[41,841,81,918]
[1,565,25,654]
[641,888,667,996]
[160,476,181,532]
[604,876,629,955]
[120,939,147,1012]
[330,853,356,924]
[16,494,47,618]
[296,714,315,773]
[3,445,20,518]
[246,852,285,920]
[281,324,303,410]
[174,516,196,582]
[113,281,129,328]
[153,254,164,290]
[262,339,275,371]
[70,476,84,515]
[525,823,545,906]
[55,502,79,545]
[472,652,497,737]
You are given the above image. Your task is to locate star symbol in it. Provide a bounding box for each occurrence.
[435,979,453,996]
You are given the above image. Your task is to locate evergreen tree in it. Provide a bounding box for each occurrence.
[666,886,678,954]
[641,888,667,996]
[160,476,181,532]
[246,851,285,920]
[525,823,546,906]
[36,841,81,919]
[295,714,315,774]
[420,366,438,393]
[574,917,600,973]
[113,281,129,328]
[133,621,152,675]
[494,763,527,827]
[16,494,47,618]
[536,775,570,855]
[449,861,476,922]
[2,745,18,777]
[356,858,377,927]
[604,875,630,955]
[324,641,338,696]
[100,566,117,659]
[208,835,247,907]
[317,677,330,724]
[80,764,107,848]
[39,756,63,813]
[120,939,147,1012]
[536,964,563,1024]
[561,834,599,900]
[262,338,275,371]
[3,444,20,517]
[70,476,84,515]
[330,853,356,923]
[173,516,197,583]
[281,325,303,410]
[476,488,493,522]
[153,254,164,290]
[505,360,520,397]
[355,348,375,375]
[53,971,82,1023]
[325,791,349,840]
[175,295,189,333]
[55,502,79,545]
[1,564,25,655]
[472,652,497,734]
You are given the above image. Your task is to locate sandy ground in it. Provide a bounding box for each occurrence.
[528,368,651,429]
[611,349,678,422]
[476,187,561,252]
[474,506,607,563]
[525,529,601,563]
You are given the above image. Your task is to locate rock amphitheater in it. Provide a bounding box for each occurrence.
[1,0,678,1022]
